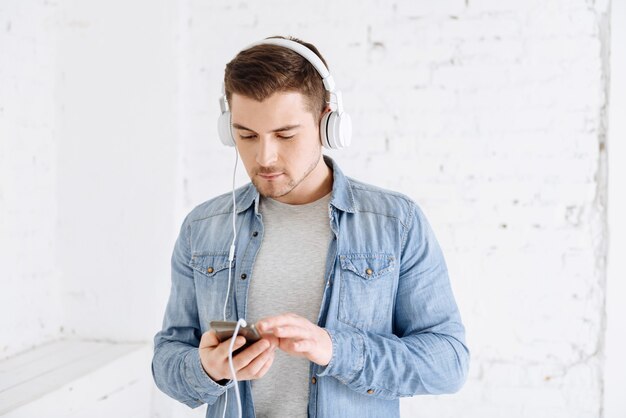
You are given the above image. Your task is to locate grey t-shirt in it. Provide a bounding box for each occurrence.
[246,191,332,418]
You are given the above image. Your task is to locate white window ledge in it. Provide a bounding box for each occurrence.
[0,339,152,417]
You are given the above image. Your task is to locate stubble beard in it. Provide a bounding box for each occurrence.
[253,149,322,199]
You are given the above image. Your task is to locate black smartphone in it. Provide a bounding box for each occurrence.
[210,320,263,354]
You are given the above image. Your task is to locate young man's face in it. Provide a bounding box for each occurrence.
[230,91,330,204]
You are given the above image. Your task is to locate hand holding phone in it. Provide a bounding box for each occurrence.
[198,320,277,383]
[210,320,262,354]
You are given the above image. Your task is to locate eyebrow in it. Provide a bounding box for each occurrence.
[231,123,301,133]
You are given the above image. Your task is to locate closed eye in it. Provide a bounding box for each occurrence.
[239,134,295,140]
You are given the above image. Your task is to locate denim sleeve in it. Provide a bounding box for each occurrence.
[317,202,470,399]
[151,214,235,407]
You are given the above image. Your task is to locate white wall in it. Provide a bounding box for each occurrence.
[1,0,179,352]
[53,0,179,342]
[180,1,611,415]
[604,0,626,417]
[1,0,623,417]
[0,0,62,358]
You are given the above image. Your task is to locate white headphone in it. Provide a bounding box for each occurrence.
[217,37,352,150]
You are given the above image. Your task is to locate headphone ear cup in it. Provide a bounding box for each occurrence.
[218,111,235,147]
[319,112,333,149]
[321,111,352,150]
[327,112,341,149]
[335,112,352,149]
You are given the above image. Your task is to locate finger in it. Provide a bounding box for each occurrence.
[289,339,312,353]
[257,314,304,333]
[199,330,220,349]
[264,334,280,349]
[258,314,301,328]
[255,336,279,350]
[272,325,310,340]
[251,349,276,379]
[217,336,246,358]
[244,346,276,377]
[277,337,317,356]
[233,339,271,370]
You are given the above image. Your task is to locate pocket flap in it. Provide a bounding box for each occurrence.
[339,253,395,280]
[190,253,232,278]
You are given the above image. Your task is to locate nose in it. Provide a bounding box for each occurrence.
[256,137,278,167]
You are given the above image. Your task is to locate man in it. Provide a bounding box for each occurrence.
[152,35,469,418]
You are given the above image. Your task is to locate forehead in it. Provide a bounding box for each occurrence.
[230,91,313,127]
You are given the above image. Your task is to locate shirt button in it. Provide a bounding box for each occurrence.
[365,268,373,276]
[367,389,374,394]
[240,273,247,280]
[252,231,258,237]
[311,377,317,384]
[207,267,214,274]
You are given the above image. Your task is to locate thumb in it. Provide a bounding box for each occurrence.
[200,329,219,349]
[265,334,280,350]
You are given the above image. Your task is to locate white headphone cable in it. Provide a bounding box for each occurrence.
[224,144,239,321]
[222,144,242,418]
[228,318,247,418]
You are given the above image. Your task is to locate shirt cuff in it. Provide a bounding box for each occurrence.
[184,348,235,403]
[315,327,365,384]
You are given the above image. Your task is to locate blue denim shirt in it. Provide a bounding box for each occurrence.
[152,155,469,417]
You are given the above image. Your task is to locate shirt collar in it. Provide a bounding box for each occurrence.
[235,154,356,214]
[325,154,356,213]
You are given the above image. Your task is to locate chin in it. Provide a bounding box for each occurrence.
[253,179,291,198]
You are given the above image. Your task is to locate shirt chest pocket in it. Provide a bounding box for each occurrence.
[190,252,234,321]
[337,253,396,332]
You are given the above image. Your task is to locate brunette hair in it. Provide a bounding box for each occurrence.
[223,35,330,120]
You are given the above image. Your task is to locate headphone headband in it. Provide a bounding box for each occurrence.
[239,38,336,92]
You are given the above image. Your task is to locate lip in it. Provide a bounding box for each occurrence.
[258,173,283,180]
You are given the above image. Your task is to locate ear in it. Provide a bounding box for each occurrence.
[318,105,332,121]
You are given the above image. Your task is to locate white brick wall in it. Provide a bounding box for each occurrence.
[52,0,179,343]
[604,1,626,417]
[180,1,611,417]
[0,0,180,353]
[1,0,620,417]
[0,0,62,359]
